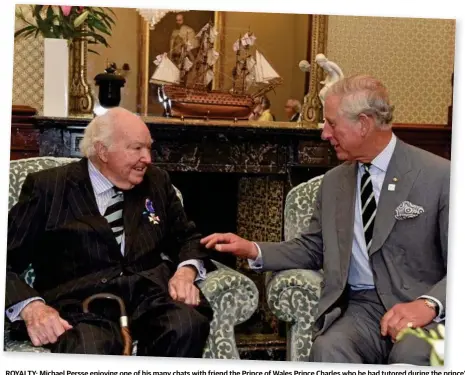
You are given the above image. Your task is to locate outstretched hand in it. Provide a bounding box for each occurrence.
[200,233,258,259]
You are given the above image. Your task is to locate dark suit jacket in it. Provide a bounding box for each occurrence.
[257,139,450,338]
[6,158,212,309]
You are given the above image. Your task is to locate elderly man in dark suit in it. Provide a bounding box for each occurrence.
[201,75,449,365]
[6,107,213,357]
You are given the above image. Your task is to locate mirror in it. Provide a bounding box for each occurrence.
[137,10,328,126]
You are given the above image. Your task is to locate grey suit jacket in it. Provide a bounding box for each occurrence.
[257,138,450,338]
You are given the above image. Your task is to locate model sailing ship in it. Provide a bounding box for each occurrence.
[150,22,282,120]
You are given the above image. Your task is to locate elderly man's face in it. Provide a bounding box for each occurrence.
[284,100,295,118]
[321,94,365,161]
[102,115,152,189]
[176,14,184,26]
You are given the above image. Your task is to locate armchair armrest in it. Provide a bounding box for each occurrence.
[266,268,323,361]
[197,260,259,359]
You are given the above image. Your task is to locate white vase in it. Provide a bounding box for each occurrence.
[43,38,69,117]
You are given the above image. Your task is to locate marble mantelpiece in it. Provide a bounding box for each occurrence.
[36,116,340,176]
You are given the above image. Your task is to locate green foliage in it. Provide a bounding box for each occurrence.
[15,5,116,52]
[397,324,445,366]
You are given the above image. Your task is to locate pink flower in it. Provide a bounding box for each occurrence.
[60,6,72,16]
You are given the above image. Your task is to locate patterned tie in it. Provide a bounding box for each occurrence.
[104,187,124,244]
[360,163,377,250]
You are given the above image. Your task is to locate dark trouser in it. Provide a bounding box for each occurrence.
[309,289,439,365]
[13,262,213,357]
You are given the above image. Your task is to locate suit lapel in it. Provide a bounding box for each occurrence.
[337,162,358,281]
[67,159,122,259]
[369,140,418,256]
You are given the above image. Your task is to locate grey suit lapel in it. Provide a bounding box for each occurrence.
[369,140,419,256]
[337,162,357,281]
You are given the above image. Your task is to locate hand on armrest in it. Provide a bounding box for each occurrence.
[20,300,73,347]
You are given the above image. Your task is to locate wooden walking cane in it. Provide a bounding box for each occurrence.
[83,293,132,355]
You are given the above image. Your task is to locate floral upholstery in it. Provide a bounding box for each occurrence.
[266,175,324,361]
[4,156,259,359]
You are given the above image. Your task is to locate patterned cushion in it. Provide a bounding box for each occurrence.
[266,174,324,361]
[5,156,258,359]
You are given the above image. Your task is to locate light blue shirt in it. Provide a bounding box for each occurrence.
[348,133,397,289]
[6,160,205,322]
[249,133,444,321]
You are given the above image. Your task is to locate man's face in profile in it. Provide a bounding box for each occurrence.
[176,14,184,28]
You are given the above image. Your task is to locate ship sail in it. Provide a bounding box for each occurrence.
[150,53,181,85]
[148,25,282,120]
[254,50,280,84]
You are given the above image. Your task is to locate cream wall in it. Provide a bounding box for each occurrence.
[87,7,139,112]
[326,16,456,124]
[222,12,308,121]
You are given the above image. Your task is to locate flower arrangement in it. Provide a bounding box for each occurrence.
[14,5,116,53]
[397,324,445,366]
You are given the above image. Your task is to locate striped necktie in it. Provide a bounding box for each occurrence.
[104,187,124,244]
[360,163,377,250]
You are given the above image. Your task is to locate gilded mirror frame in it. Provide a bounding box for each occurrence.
[137,12,328,127]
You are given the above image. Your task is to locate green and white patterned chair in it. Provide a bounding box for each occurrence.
[266,174,324,361]
[5,156,259,359]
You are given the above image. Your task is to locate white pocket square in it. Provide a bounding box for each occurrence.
[395,201,424,220]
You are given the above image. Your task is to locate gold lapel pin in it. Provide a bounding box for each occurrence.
[393,177,398,182]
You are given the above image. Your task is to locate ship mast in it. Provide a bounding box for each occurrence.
[232,33,241,93]
[186,20,214,90]
[241,27,252,94]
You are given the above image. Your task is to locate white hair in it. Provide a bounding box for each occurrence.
[287,98,302,113]
[79,107,136,158]
[326,74,394,129]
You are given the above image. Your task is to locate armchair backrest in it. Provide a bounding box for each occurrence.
[284,175,324,241]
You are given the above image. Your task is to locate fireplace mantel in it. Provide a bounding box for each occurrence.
[27,116,452,180]
[35,116,341,175]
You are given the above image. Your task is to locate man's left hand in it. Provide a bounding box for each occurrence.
[168,266,200,306]
[380,300,436,341]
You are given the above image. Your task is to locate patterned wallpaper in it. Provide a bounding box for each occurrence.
[326,16,456,124]
[12,5,44,114]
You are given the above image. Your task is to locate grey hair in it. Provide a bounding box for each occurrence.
[288,98,302,113]
[79,107,134,158]
[326,74,395,129]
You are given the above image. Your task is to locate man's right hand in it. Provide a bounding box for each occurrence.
[200,233,258,259]
[20,300,73,346]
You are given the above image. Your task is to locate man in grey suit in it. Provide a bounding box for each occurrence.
[201,75,449,365]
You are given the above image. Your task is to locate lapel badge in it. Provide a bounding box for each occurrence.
[143,198,160,225]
